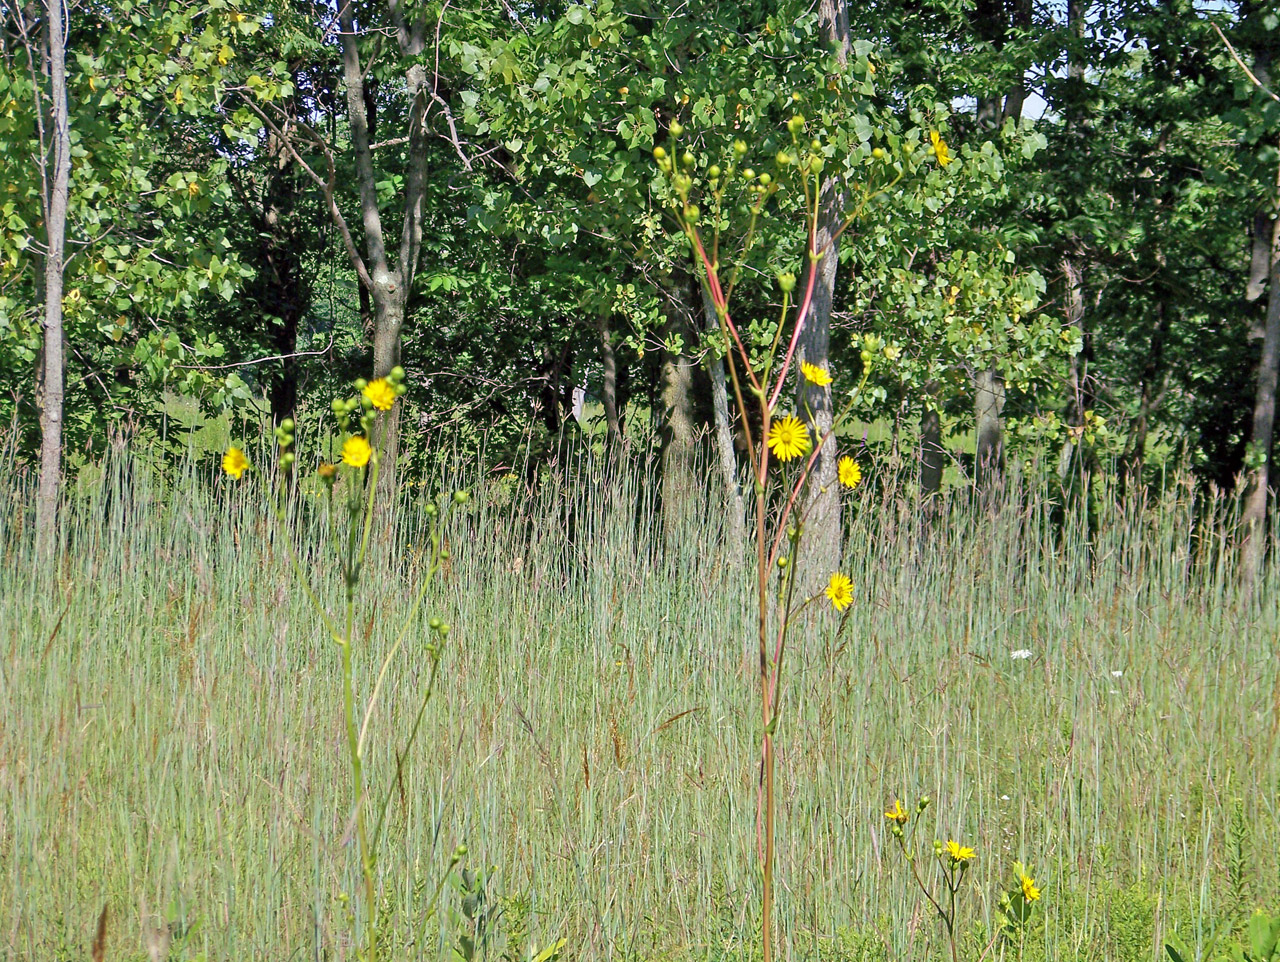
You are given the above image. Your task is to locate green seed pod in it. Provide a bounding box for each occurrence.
[683,204,700,223]
[775,150,791,166]
[787,114,805,134]
[681,151,695,168]
[742,168,755,181]
[653,145,668,161]
[668,120,684,138]
[757,172,771,186]
[707,164,721,180]
[872,147,886,160]
[733,139,748,156]
[810,138,822,151]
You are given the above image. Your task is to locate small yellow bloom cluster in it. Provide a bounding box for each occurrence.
[884,799,909,825]
[341,435,372,468]
[800,361,832,386]
[930,130,953,167]
[944,840,976,865]
[1019,872,1041,902]
[838,456,861,489]
[222,446,249,480]
[766,416,811,462]
[825,572,853,612]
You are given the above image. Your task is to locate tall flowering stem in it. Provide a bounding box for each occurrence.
[222,368,467,961]
[655,118,890,962]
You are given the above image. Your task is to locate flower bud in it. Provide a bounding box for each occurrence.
[280,418,295,433]
[425,503,438,517]
[917,796,931,812]
[394,383,408,396]
[280,452,295,467]
[683,204,700,224]
[390,365,406,382]
[742,168,755,181]
[668,120,683,138]
[810,139,822,151]
[809,156,824,174]
[453,489,471,504]
[776,272,796,293]
[733,139,748,156]
[681,151,695,168]
[787,114,805,134]
[354,378,368,391]
[331,398,345,415]
[361,395,374,411]
[758,172,771,186]
[707,164,721,180]
[429,617,442,630]
[777,555,788,568]
[872,147,886,160]
[776,150,791,166]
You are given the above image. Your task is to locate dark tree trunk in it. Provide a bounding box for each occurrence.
[1243,204,1280,585]
[920,391,944,496]
[1121,295,1172,491]
[598,313,623,448]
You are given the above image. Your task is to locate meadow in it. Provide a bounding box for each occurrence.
[2,450,1278,962]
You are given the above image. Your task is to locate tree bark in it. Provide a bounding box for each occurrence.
[1121,293,1171,491]
[659,298,699,556]
[920,392,944,496]
[597,313,623,448]
[1242,202,1280,585]
[698,280,744,541]
[974,367,1005,493]
[36,0,72,558]
[1058,256,1089,482]
[795,0,853,591]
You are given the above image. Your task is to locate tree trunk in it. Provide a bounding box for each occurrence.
[974,367,1005,493]
[920,393,944,496]
[36,0,72,558]
[597,313,623,448]
[659,301,699,557]
[794,0,853,591]
[698,280,744,542]
[1242,206,1280,585]
[1058,257,1088,482]
[1121,294,1171,491]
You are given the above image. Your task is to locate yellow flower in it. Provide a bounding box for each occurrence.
[173,87,184,106]
[222,446,249,480]
[800,361,832,386]
[884,799,909,825]
[931,130,953,167]
[1020,873,1041,902]
[362,377,396,411]
[945,840,976,864]
[341,435,372,468]
[317,462,337,480]
[825,572,853,612]
[187,180,200,198]
[838,456,862,489]
[766,416,811,462]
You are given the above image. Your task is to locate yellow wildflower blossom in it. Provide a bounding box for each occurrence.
[884,799,909,825]
[1020,873,1040,902]
[222,446,249,480]
[341,435,372,468]
[838,456,862,489]
[766,416,811,462]
[945,840,976,864]
[825,572,853,612]
[800,361,832,386]
[362,377,396,411]
[931,130,953,167]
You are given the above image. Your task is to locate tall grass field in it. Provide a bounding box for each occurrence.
[2,452,1278,961]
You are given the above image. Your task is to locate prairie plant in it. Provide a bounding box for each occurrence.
[652,114,923,962]
[223,366,468,961]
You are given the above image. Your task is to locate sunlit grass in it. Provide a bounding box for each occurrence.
[1,450,1277,960]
